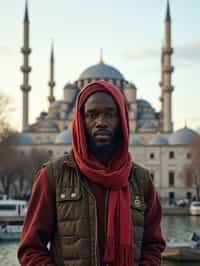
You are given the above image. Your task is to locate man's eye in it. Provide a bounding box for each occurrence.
[88,113,97,119]
[105,112,115,118]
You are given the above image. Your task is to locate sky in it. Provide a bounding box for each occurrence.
[0,0,200,132]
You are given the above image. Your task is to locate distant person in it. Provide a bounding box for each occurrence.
[192,232,200,247]
[18,80,165,265]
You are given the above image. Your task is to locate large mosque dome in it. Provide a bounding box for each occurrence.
[79,63,125,81]
[14,132,33,145]
[169,127,199,145]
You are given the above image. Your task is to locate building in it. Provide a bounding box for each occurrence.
[16,1,199,201]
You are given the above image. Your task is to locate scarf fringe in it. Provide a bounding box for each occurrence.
[115,245,134,266]
[103,237,115,262]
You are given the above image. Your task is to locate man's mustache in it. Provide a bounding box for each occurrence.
[93,129,112,135]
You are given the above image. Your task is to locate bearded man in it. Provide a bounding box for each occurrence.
[18,80,165,266]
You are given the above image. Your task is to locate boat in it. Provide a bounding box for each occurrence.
[0,199,27,241]
[190,201,200,215]
[162,239,200,262]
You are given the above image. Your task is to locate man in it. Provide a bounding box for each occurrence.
[18,80,165,266]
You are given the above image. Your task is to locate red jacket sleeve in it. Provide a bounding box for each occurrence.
[139,180,166,266]
[17,169,56,266]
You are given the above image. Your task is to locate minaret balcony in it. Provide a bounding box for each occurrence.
[163,85,174,93]
[163,47,173,54]
[48,81,56,87]
[20,85,31,92]
[159,81,163,87]
[163,66,174,73]
[48,96,55,102]
[20,66,32,73]
[21,47,31,54]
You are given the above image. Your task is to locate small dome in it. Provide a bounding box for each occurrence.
[141,121,157,129]
[136,99,152,109]
[55,128,72,144]
[169,127,199,145]
[139,112,156,120]
[126,82,136,89]
[149,135,169,145]
[64,83,76,90]
[130,136,144,145]
[79,63,124,80]
[46,113,59,120]
[15,132,33,145]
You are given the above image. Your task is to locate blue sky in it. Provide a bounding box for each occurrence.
[0,0,200,131]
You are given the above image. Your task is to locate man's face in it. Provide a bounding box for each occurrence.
[83,91,121,155]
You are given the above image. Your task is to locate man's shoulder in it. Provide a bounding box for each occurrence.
[132,162,150,179]
[43,152,76,172]
[130,162,151,196]
[42,153,76,194]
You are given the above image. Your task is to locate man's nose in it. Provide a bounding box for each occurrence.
[95,114,107,127]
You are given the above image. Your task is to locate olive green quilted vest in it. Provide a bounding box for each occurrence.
[44,154,150,266]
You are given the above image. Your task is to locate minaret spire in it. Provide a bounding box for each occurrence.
[48,41,55,104]
[20,1,31,131]
[24,0,29,23]
[162,0,174,132]
[99,48,105,64]
[166,0,171,22]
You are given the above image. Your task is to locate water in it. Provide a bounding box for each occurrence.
[161,216,200,266]
[0,216,200,266]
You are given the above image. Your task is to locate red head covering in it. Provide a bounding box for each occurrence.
[72,80,134,266]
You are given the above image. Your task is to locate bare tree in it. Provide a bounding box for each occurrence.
[0,126,50,198]
[180,136,200,201]
[0,132,18,197]
[0,94,13,136]
[9,148,50,199]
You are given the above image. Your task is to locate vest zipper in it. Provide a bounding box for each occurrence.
[79,179,100,266]
[104,189,110,266]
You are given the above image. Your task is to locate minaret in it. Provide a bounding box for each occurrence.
[48,43,55,103]
[162,0,174,132]
[20,1,31,131]
[159,45,164,128]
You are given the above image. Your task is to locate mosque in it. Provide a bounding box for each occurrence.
[17,1,199,202]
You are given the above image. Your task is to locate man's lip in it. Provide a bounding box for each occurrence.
[94,131,111,136]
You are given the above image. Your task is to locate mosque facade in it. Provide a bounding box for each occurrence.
[17,1,199,202]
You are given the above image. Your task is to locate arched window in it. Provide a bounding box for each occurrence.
[169,151,175,159]
[169,171,175,186]
[150,153,155,159]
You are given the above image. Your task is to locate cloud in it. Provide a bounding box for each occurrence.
[175,40,200,63]
[124,39,200,64]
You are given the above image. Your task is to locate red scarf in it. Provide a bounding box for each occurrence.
[72,80,134,266]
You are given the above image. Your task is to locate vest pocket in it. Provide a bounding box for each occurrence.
[131,195,146,212]
[61,236,91,259]
[131,195,146,228]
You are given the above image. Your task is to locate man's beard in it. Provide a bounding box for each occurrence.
[85,128,123,155]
